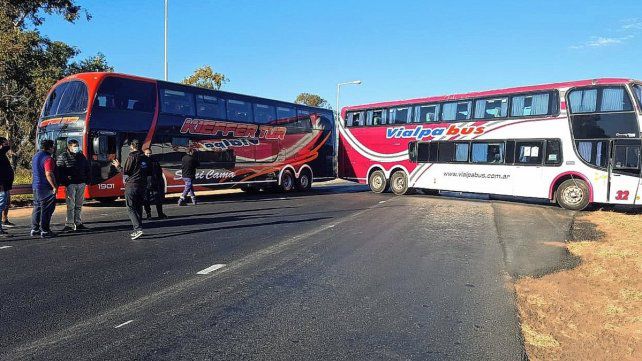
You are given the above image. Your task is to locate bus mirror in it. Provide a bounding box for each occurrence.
[409,142,418,162]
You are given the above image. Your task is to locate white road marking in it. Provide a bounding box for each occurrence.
[379,200,386,204]
[0,246,13,250]
[114,320,133,328]
[196,263,226,275]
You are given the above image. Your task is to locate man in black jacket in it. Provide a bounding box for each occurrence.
[57,139,90,232]
[0,137,14,238]
[178,147,200,206]
[143,148,167,219]
[112,139,150,240]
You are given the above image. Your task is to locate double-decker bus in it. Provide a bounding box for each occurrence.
[339,78,642,210]
[37,72,335,201]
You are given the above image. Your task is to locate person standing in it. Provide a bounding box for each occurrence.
[112,139,149,240]
[31,139,58,238]
[178,147,199,206]
[143,148,167,219]
[57,139,90,232]
[0,137,14,238]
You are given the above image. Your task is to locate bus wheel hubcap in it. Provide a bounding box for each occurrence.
[284,176,293,189]
[373,176,383,189]
[300,175,309,188]
[563,186,583,205]
[394,177,405,190]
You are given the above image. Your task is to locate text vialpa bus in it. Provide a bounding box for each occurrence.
[339,78,642,210]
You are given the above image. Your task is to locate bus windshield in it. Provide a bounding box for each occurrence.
[42,81,88,118]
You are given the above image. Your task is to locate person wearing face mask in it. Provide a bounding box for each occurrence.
[57,139,91,232]
[0,137,14,238]
[31,139,58,238]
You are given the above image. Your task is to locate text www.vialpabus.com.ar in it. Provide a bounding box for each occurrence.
[443,171,511,180]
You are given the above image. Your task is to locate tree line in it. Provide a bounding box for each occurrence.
[0,0,329,172]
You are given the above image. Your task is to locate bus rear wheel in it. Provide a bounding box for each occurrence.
[296,169,312,191]
[556,179,590,211]
[368,170,387,193]
[390,171,409,195]
[280,169,295,192]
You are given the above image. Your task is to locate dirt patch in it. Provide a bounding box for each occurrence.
[515,211,642,360]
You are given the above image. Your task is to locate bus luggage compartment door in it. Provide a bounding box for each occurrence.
[608,139,641,204]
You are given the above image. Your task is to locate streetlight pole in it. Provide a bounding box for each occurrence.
[164,0,168,81]
[334,80,362,177]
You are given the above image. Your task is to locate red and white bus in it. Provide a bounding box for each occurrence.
[339,78,642,210]
[37,72,335,201]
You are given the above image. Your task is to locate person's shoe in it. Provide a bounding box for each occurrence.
[157,213,168,220]
[191,197,198,206]
[178,198,186,206]
[74,224,90,231]
[30,229,41,237]
[146,213,152,220]
[40,231,57,239]
[130,230,144,240]
[2,220,16,228]
[60,225,75,233]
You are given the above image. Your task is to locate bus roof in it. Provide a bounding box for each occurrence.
[341,77,638,116]
[58,72,333,113]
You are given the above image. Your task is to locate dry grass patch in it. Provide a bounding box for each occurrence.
[515,211,642,361]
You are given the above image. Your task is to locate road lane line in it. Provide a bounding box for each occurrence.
[196,263,226,275]
[0,246,13,250]
[379,200,386,204]
[114,320,133,328]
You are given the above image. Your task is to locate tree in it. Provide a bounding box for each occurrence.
[181,65,228,90]
[66,52,113,75]
[0,0,111,168]
[294,93,330,109]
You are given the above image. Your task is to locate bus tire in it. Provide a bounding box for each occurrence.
[556,179,590,211]
[390,171,409,195]
[280,169,295,192]
[368,170,387,193]
[296,169,312,191]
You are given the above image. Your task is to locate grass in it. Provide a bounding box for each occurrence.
[515,210,642,360]
[9,168,33,206]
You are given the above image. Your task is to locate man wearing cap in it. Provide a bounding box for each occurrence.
[57,139,90,232]
[112,139,150,240]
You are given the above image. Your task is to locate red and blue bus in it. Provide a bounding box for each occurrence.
[339,78,642,210]
[37,72,335,201]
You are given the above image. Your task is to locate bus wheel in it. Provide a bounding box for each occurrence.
[296,169,312,191]
[556,179,590,211]
[368,170,387,193]
[390,171,409,195]
[280,169,295,192]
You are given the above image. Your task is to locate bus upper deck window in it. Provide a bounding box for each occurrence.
[511,93,550,116]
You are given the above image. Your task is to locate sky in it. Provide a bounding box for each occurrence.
[39,0,642,110]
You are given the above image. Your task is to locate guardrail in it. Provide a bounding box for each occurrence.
[11,184,32,195]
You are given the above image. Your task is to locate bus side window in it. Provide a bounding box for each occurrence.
[417,142,430,162]
[545,139,562,165]
[428,142,439,162]
[505,141,515,164]
[515,141,544,164]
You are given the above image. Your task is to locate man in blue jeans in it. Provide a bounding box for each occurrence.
[31,139,58,238]
[178,147,199,206]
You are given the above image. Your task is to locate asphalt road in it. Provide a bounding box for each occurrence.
[0,183,577,360]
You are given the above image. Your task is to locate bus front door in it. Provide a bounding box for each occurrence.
[608,139,641,204]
